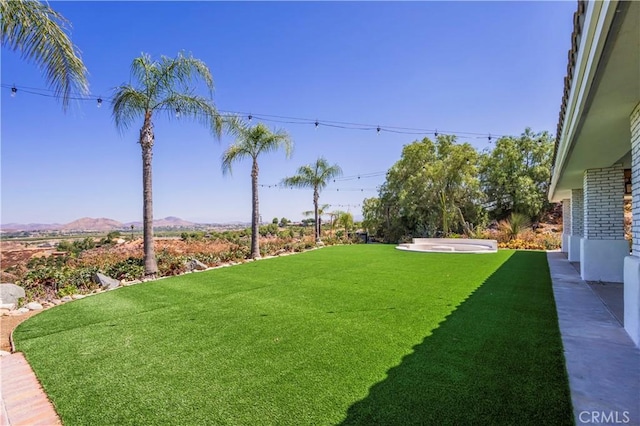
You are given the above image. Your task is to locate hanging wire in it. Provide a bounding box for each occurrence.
[2,83,506,140]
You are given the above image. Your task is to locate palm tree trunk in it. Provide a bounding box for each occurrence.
[251,158,260,258]
[313,188,320,242]
[140,112,158,276]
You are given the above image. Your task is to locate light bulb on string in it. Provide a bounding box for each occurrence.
[11,86,17,97]
[248,113,252,122]
[97,97,103,108]
[488,134,492,143]
[315,120,319,129]
[376,126,381,134]
[175,108,181,118]
[435,129,438,138]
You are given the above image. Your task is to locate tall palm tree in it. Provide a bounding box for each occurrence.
[112,52,223,276]
[222,120,293,259]
[1,0,89,109]
[281,157,342,243]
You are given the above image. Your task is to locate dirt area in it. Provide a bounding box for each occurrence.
[1,310,40,352]
[1,241,54,270]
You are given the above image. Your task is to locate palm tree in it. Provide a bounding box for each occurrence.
[1,0,89,109]
[302,203,330,236]
[112,52,223,276]
[222,120,293,259]
[336,211,354,239]
[281,157,342,243]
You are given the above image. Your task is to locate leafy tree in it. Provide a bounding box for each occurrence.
[279,217,290,227]
[222,120,293,259]
[112,52,223,275]
[361,198,381,236]
[375,135,485,242]
[282,158,342,243]
[479,128,553,220]
[0,0,88,109]
[272,217,279,225]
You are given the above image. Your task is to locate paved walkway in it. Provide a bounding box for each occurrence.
[0,352,61,425]
[548,252,640,426]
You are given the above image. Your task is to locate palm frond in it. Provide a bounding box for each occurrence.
[158,93,223,138]
[1,0,89,110]
[221,143,252,176]
[111,85,149,132]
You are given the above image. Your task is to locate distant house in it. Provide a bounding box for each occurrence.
[548,1,640,346]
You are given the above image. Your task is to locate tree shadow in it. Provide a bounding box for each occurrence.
[340,251,573,426]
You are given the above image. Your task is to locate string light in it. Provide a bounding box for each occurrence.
[97,97,103,108]
[175,107,181,118]
[1,83,507,141]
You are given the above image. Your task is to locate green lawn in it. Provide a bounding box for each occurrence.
[15,245,573,425]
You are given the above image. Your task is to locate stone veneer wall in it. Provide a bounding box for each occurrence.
[631,103,640,253]
[571,188,584,237]
[583,166,625,240]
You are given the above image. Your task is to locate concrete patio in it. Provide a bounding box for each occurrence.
[548,251,640,425]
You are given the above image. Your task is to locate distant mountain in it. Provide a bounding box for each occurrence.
[62,217,124,231]
[154,216,196,227]
[2,216,241,232]
[0,223,62,232]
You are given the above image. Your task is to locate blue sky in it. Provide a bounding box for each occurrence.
[1,1,576,225]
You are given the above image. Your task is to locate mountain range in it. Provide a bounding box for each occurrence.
[1,216,204,232]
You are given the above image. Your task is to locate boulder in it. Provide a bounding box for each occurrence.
[0,350,11,357]
[93,272,120,290]
[185,259,208,272]
[0,284,25,306]
[26,302,43,311]
[72,294,85,300]
[61,296,73,302]
[0,303,16,311]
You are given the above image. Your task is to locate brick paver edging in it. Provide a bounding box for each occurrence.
[0,353,61,425]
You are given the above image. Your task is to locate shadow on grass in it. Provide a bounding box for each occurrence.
[340,251,573,425]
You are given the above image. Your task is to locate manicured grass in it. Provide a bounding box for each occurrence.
[15,245,573,425]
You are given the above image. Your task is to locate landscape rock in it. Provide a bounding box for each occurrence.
[71,294,85,300]
[185,259,208,272]
[16,307,30,314]
[51,299,62,305]
[26,302,43,311]
[93,272,121,290]
[0,303,16,311]
[0,350,11,357]
[0,284,25,306]
[61,296,73,302]
[0,309,11,316]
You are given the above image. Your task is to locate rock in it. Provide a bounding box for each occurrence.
[71,294,85,300]
[51,299,62,305]
[185,259,208,272]
[61,296,73,302]
[0,303,16,311]
[16,307,30,314]
[0,309,11,316]
[92,272,120,290]
[0,350,11,357]
[26,302,43,311]
[0,284,25,305]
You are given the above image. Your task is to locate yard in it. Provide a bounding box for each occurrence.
[14,245,573,425]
